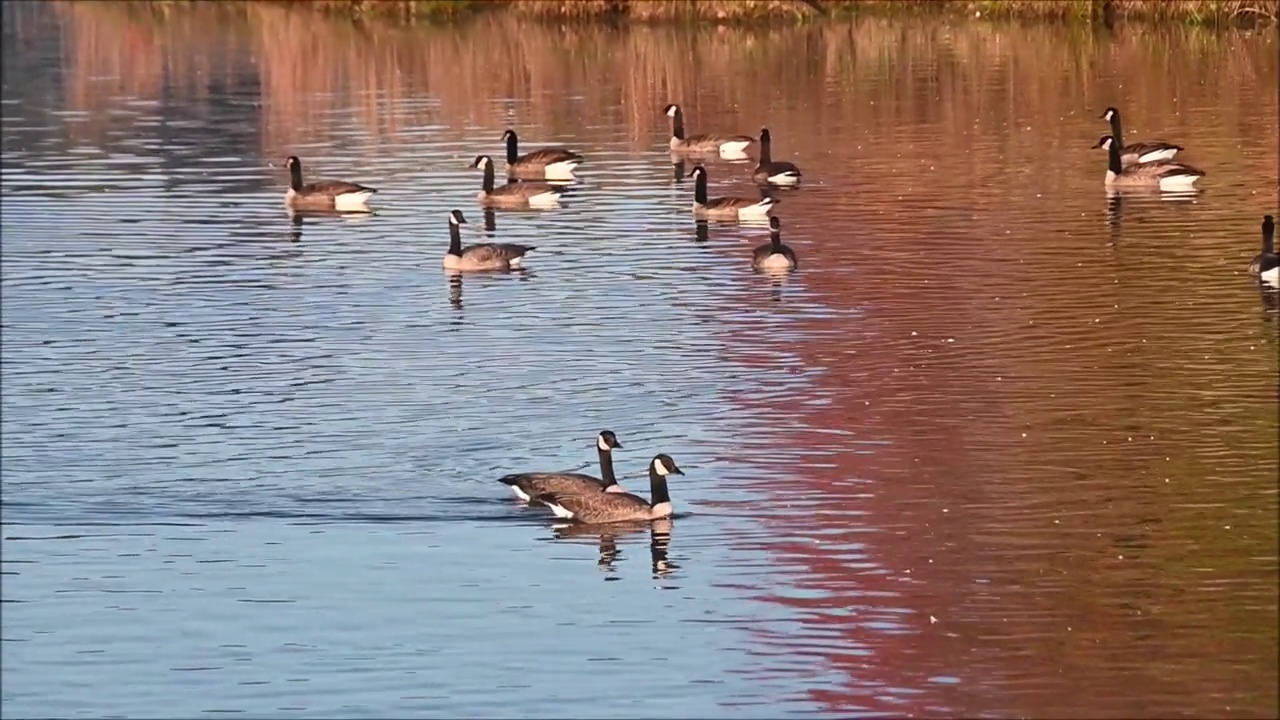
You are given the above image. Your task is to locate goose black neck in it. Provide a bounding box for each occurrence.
[771,227,783,252]
[760,135,773,164]
[1109,115,1125,147]
[648,467,671,505]
[671,109,685,140]
[1264,222,1276,254]
[597,447,617,486]
[481,161,495,193]
[289,162,304,191]
[448,223,463,257]
[505,134,519,165]
[694,170,708,205]
[1106,141,1123,175]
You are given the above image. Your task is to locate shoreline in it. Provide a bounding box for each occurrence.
[141,1,1279,27]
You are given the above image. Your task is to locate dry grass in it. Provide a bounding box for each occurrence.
[133,0,1279,25]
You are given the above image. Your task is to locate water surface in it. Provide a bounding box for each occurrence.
[2,4,1277,718]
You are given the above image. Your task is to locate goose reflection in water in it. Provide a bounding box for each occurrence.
[285,207,378,242]
[552,518,675,579]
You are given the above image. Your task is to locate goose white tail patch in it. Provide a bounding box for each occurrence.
[1158,174,1201,191]
[333,191,375,212]
[508,255,525,267]
[544,501,576,519]
[738,199,776,218]
[1138,149,1178,163]
[759,253,795,270]
[543,161,580,180]
[510,486,531,502]
[719,140,752,155]
[528,191,562,208]
[1261,266,1280,287]
[767,171,801,185]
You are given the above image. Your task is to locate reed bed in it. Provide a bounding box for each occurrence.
[138,0,1280,25]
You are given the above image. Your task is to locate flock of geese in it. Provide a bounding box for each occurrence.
[275,103,1279,526]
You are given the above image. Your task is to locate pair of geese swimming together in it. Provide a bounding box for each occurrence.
[498,431,683,525]
[1092,106,1206,191]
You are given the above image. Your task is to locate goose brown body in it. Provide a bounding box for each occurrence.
[471,155,564,208]
[442,209,535,272]
[664,104,754,155]
[498,431,627,501]
[1101,107,1183,167]
[752,217,799,271]
[503,130,583,180]
[691,165,777,219]
[752,128,802,186]
[533,454,683,524]
[1093,135,1204,190]
[1249,215,1279,286]
[283,156,377,211]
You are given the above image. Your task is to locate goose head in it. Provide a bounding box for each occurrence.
[597,431,622,451]
[650,454,684,477]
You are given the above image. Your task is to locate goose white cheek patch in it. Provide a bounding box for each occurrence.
[598,437,610,451]
[653,458,669,475]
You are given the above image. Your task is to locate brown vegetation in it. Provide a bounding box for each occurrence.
[140,0,1280,25]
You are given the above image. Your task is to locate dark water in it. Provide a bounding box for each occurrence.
[2,3,1277,718]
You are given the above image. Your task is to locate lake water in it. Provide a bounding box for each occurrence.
[2,3,1277,718]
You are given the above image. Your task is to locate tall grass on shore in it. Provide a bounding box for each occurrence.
[137,0,1279,25]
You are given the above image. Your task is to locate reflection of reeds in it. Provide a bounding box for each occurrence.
[54,2,1279,161]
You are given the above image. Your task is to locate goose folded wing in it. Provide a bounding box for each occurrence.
[705,196,768,211]
[1124,140,1182,155]
[533,489,650,516]
[518,147,583,165]
[302,180,375,197]
[462,243,533,263]
[493,181,562,198]
[502,472,607,494]
[761,160,801,175]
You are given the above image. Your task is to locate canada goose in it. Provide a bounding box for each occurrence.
[498,430,627,501]
[1100,107,1183,167]
[441,209,535,272]
[752,217,799,272]
[753,128,802,186]
[471,155,563,208]
[664,104,754,155]
[532,453,683,524]
[283,156,376,212]
[1092,135,1204,191]
[1249,215,1279,287]
[690,165,777,220]
[502,130,583,181]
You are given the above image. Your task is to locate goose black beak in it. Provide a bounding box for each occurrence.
[613,440,623,449]
[1090,139,1105,149]
[670,466,685,475]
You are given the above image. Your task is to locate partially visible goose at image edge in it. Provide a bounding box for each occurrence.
[1101,106,1184,167]
[471,155,563,208]
[283,155,377,212]
[532,454,684,524]
[502,129,583,181]
[498,430,628,502]
[441,209,535,272]
[663,103,754,155]
[1248,214,1279,287]
[752,128,802,186]
[752,216,799,272]
[690,165,777,220]
[1092,135,1205,191]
